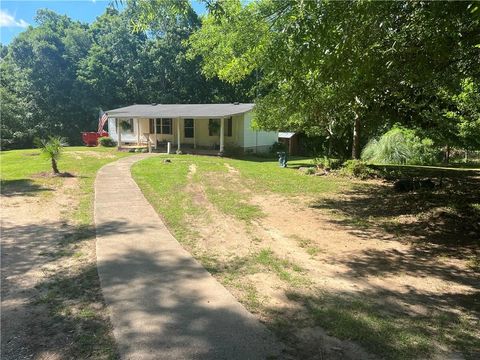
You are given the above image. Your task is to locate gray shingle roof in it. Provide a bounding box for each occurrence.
[106,103,254,118]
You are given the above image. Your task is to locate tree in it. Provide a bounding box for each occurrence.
[0,50,33,149]
[186,0,480,158]
[7,9,94,145]
[1,3,253,149]
[38,136,68,174]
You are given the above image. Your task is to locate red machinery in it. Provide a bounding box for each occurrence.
[81,131,109,146]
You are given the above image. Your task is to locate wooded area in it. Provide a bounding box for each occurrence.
[0,5,254,149]
[1,0,479,163]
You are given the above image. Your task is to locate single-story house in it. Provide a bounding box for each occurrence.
[106,103,278,153]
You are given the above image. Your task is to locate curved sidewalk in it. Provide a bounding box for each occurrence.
[94,154,282,360]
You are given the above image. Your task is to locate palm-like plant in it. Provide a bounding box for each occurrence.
[39,136,68,174]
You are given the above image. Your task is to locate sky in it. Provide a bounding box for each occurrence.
[0,0,206,45]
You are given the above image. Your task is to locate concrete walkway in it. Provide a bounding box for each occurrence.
[94,154,282,360]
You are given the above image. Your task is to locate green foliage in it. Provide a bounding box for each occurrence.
[187,0,480,157]
[362,127,438,165]
[2,4,254,150]
[304,167,316,175]
[98,137,116,147]
[38,136,68,174]
[38,136,68,159]
[340,160,375,179]
[443,78,480,150]
[269,141,286,154]
[314,157,341,170]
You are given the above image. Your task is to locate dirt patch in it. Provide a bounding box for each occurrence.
[188,163,197,177]
[178,164,479,359]
[1,177,116,359]
[224,163,239,174]
[67,151,116,159]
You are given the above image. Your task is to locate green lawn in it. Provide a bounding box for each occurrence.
[1,146,132,359]
[1,146,132,223]
[133,154,480,360]
[132,155,348,233]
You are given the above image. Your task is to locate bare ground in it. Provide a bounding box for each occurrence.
[180,163,479,359]
[1,176,116,359]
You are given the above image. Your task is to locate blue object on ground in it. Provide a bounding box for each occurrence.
[277,152,287,167]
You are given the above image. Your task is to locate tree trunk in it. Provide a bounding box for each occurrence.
[51,158,59,174]
[352,112,361,159]
[445,144,450,164]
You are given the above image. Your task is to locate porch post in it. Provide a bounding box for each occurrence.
[154,118,157,149]
[117,118,122,150]
[220,117,225,153]
[177,117,181,152]
[137,119,141,145]
[193,119,196,149]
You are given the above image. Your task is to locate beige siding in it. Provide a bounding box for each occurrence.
[128,115,252,149]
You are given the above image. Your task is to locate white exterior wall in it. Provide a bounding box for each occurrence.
[108,118,144,143]
[242,111,278,150]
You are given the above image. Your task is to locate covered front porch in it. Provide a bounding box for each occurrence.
[112,116,238,153]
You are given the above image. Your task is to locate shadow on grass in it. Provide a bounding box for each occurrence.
[2,218,283,359]
[0,220,149,279]
[0,179,53,197]
[0,220,162,360]
[336,248,479,291]
[278,287,479,360]
[310,173,480,258]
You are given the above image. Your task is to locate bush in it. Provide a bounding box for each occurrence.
[362,126,439,165]
[314,156,342,170]
[98,137,116,147]
[224,145,244,157]
[340,160,375,179]
[270,141,287,154]
[305,167,316,175]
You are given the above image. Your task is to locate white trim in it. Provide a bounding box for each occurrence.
[177,118,181,151]
[220,117,225,153]
[154,118,157,149]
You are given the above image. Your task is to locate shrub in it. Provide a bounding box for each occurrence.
[98,137,116,147]
[305,167,316,175]
[314,156,341,170]
[340,160,375,179]
[270,141,287,154]
[224,145,244,157]
[37,136,68,174]
[362,126,439,165]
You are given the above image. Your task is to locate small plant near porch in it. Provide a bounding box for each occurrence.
[37,136,68,174]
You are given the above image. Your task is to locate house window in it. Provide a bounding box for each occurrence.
[184,119,194,138]
[224,117,233,137]
[209,119,220,136]
[162,118,172,134]
[149,119,154,133]
[155,118,172,134]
